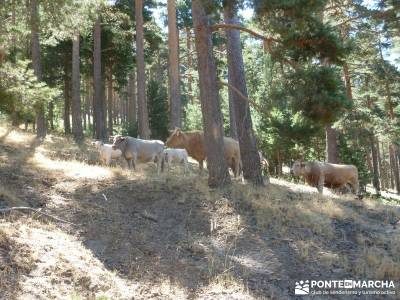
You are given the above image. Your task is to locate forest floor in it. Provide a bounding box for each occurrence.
[0,124,400,300]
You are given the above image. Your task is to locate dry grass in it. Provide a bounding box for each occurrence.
[0,123,399,299]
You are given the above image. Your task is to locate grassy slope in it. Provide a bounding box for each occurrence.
[0,124,399,299]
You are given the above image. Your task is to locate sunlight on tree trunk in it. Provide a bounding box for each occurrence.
[192,0,230,188]
[135,0,150,139]
[223,1,264,185]
[168,0,182,129]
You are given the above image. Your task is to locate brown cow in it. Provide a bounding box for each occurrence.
[291,160,359,195]
[165,128,241,176]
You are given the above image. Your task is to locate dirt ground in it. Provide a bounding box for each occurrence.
[0,125,399,300]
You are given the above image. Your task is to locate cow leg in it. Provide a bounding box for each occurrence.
[184,158,188,174]
[350,179,359,196]
[317,175,325,194]
[132,153,137,171]
[199,160,204,174]
[157,155,161,174]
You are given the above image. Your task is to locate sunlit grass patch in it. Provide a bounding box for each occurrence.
[30,151,115,180]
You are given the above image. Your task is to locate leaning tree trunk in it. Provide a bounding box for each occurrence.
[71,30,83,142]
[30,0,46,138]
[135,0,150,139]
[167,0,182,128]
[192,0,230,187]
[93,15,106,139]
[223,1,264,185]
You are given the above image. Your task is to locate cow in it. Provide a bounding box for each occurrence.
[291,160,359,195]
[162,148,189,173]
[165,128,241,177]
[112,135,164,174]
[92,140,122,165]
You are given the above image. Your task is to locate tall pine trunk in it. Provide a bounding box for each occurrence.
[192,0,230,187]
[128,71,137,126]
[167,0,182,128]
[107,69,113,135]
[390,145,400,194]
[30,0,46,138]
[135,0,150,139]
[370,135,380,194]
[49,101,54,130]
[223,1,264,185]
[325,125,338,163]
[64,57,71,134]
[93,15,106,139]
[71,30,83,142]
[185,27,193,104]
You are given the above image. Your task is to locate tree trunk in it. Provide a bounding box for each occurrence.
[325,125,338,163]
[192,0,231,187]
[168,0,182,129]
[107,69,113,135]
[93,15,106,140]
[186,27,193,104]
[135,0,150,139]
[370,136,380,194]
[71,30,83,142]
[30,0,46,138]
[377,141,385,190]
[343,63,353,100]
[390,144,400,194]
[128,71,137,126]
[64,58,71,134]
[49,101,54,130]
[223,1,264,185]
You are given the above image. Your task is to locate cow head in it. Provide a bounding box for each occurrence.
[112,135,127,151]
[165,127,185,148]
[92,140,104,149]
[291,160,306,176]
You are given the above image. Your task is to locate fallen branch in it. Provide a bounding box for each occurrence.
[0,207,76,225]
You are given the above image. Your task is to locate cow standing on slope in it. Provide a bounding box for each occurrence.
[112,135,164,174]
[165,128,241,177]
[291,160,359,195]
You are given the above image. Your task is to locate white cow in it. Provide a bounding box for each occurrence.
[162,148,189,173]
[92,141,122,165]
[112,135,164,174]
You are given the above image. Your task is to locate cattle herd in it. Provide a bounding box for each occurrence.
[92,127,360,196]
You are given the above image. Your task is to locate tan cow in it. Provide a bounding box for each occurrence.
[165,128,241,176]
[291,160,359,195]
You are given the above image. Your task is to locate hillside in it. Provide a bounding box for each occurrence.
[0,125,399,299]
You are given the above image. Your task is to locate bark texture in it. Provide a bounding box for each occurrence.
[93,15,107,139]
[325,125,338,163]
[223,1,264,185]
[192,0,231,187]
[168,0,182,128]
[71,30,83,142]
[135,0,150,138]
[30,0,46,138]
